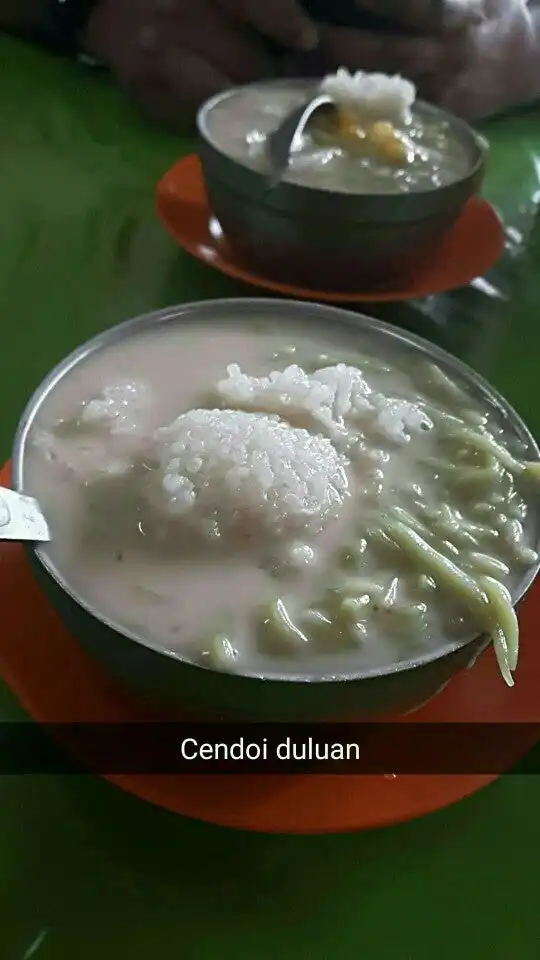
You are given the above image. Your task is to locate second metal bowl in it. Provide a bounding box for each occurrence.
[197,81,486,292]
[11,299,540,721]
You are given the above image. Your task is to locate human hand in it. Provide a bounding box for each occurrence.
[83,0,320,130]
[440,0,539,119]
[291,0,539,120]
[302,0,479,112]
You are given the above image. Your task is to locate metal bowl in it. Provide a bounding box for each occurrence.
[12,299,540,721]
[197,80,486,292]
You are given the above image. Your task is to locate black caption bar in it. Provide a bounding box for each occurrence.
[0,722,539,775]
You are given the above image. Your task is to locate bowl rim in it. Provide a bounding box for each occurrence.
[196,78,487,200]
[12,297,540,686]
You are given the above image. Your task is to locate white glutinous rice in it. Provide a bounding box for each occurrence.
[374,398,433,443]
[151,408,349,542]
[216,363,431,445]
[79,380,153,436]
[217,362,368,438]
[320,69,417,124]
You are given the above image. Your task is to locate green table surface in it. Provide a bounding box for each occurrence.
[2,34,540,960]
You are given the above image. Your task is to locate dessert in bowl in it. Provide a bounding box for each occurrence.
[12,299,539,720]
[197,70,486,291]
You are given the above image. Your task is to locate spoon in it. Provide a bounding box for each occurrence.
[0,487,50,542]
[265,92,335,190]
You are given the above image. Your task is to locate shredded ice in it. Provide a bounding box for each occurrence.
[320,69,417,124]
[31,379,154,483]
[79,380,153,436]
[216,363,431,445]
[150,408,349,541]
[31,428,140,483]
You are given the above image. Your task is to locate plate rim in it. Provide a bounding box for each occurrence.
[155,153,505,304]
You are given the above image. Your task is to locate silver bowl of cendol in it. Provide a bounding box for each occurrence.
[11,298,539,720]
[197,69,486,292]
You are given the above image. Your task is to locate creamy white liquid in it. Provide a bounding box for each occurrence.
[204,82,473,195]
[23,315,535,680]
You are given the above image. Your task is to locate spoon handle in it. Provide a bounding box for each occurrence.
[0,487,51,542]
[265,91,332,190]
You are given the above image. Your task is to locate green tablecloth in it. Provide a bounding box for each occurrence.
[2,35,540,960]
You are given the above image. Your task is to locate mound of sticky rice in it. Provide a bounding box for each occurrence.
[320,69,417,124]
[217,363,431,445]
[151,408,349,542]
[32,363,432,504]
[217,363,370,441]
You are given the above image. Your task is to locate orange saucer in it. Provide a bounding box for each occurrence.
[156,154,505,304]
[0,458,538,834]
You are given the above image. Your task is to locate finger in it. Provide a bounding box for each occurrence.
[169,10,278,84]
[440,0,486,28]
[318,25,443,77]
[352,0,446,34]
[353,0,485,34]
[162,48,233,111]
[121,49,231,129]
[316,25,471,108]
[279,48,328,78]
[214,0,319,52]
